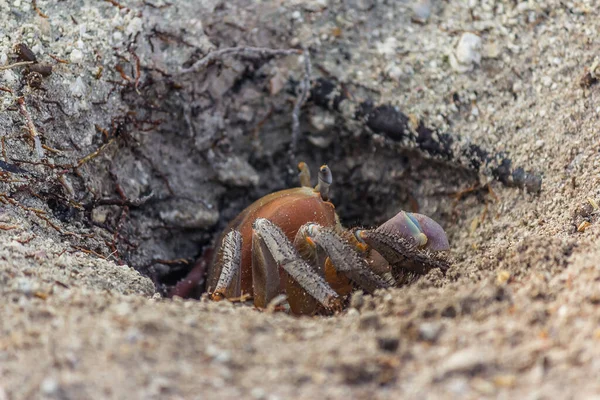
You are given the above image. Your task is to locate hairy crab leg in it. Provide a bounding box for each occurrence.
[251,229,282,308]
[210,230,243,300]
[299,223,394,293]
[252,218,342,311]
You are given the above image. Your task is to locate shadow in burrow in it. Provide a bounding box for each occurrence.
[60,61,491,298]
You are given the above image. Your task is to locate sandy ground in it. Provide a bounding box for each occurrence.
[2,0,600,399]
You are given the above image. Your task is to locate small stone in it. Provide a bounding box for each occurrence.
[534,139,545,149]
[418,322,443,342]
[40,377,59,395]
[358,311,381,330]
[302,0,327,12]
[411,0,432,23]
[496,270,510,285]
[206,345,231,363]
[214,156,259,187]
[349,290,364,310]
[91,207,109,224]
[437,349,491,379]
[309,109,336,132]
[493,374,516,387]
[450,32,482,73]
[269,68,288,95]
[376,334,400,352]
[386,63,403,81]
[376,37,398,57]
[70,76,86,97]
[251,387,266,399]
[441,305,457,318]
[69,48,84,64]
[541,76,553,87]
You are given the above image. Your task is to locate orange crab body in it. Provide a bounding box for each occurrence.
[207,186,352,313]
[201,163,449,316]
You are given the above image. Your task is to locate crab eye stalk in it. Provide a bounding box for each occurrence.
[316,164,332,201]
[298,161,311,187]
[354,229,365,244]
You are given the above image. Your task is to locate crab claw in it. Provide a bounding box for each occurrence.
[354,211,449,274]
[378,211,449,251]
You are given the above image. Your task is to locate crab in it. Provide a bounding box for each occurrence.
[205,162,450,315]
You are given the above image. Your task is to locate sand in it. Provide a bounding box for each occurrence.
[1,0,600,398]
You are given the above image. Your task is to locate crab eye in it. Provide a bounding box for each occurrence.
[406,212,423,232]
[318,165,332,185]
[305,223,319,238]
[354,229,366,244]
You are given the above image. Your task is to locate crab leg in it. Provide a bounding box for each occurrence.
[251,228,282,308]
[252,218,341,310]
[210,230,243,300]
[299,224,394,293]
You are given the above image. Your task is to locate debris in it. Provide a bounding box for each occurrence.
[577,221,591,232]
[580,59,599,88]
[290,47,312,157]
[180,46,301,74]
[0,61,34,71]
[17,97,44,158]
[496,270,511,285]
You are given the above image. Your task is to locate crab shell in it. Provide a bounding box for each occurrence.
[206,186,348,313]
[206,186,449,314]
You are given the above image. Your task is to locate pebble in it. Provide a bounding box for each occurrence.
[40,377,59,395]
[309,109,336,132]
[385,63,403,81]
[206,345,231,363]
[450,32,482,73]
[358,311,381,330]
[214,156,260,187]
[376,37,398,57]
[541,76,553,87]
[412,0,432,23]
[436,349,490,380]
[349,290,364,310]
[302,0,327,12]
[418,322,444,342]
[69,76,86,97]
[69,48,84,64]
[376,334,400,352]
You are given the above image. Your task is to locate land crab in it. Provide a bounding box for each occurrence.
[204,162,450,315]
